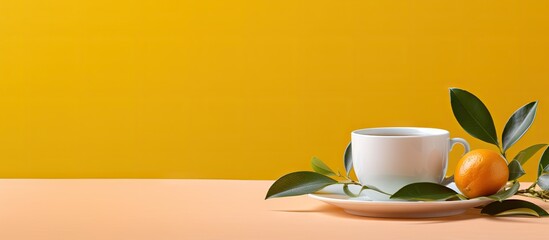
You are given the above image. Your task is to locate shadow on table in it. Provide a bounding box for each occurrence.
[272,204,336,213]
[274,205,487,223]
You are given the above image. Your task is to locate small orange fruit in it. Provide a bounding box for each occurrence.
[454,149,509,198]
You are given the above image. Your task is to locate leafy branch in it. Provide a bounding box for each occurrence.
[449,88,549,216]
[265,88,549,218]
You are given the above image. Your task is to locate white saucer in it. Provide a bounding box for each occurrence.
[308,184,493,218]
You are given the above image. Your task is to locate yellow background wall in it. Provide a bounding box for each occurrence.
[1,0,548,180]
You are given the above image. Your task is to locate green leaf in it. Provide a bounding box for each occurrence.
[512,144,547,165]
[481,199,549,217]
[344,142,352,176]
[265,171,338,199]
[538,173,549,191]
[362,184,390,195]
[538,147,549,177]
[390,182,459,201]
[507,160,525,181]
[449,88,499,146]
[485,181,520,201]
[343,184,359,197]
[342,184,356,197]
[502,101,538,152]
[311,157,335,176]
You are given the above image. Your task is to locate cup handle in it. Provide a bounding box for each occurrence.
[440,138,471,185]
[449,138,470,155]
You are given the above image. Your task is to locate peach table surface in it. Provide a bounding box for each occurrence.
[0,179,547,240]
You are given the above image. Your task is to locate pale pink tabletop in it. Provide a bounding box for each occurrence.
[0,179,547,240]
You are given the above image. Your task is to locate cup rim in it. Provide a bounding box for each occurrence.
[351,127,449,138]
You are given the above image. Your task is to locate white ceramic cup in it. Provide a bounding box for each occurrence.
[351,127,470,194]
